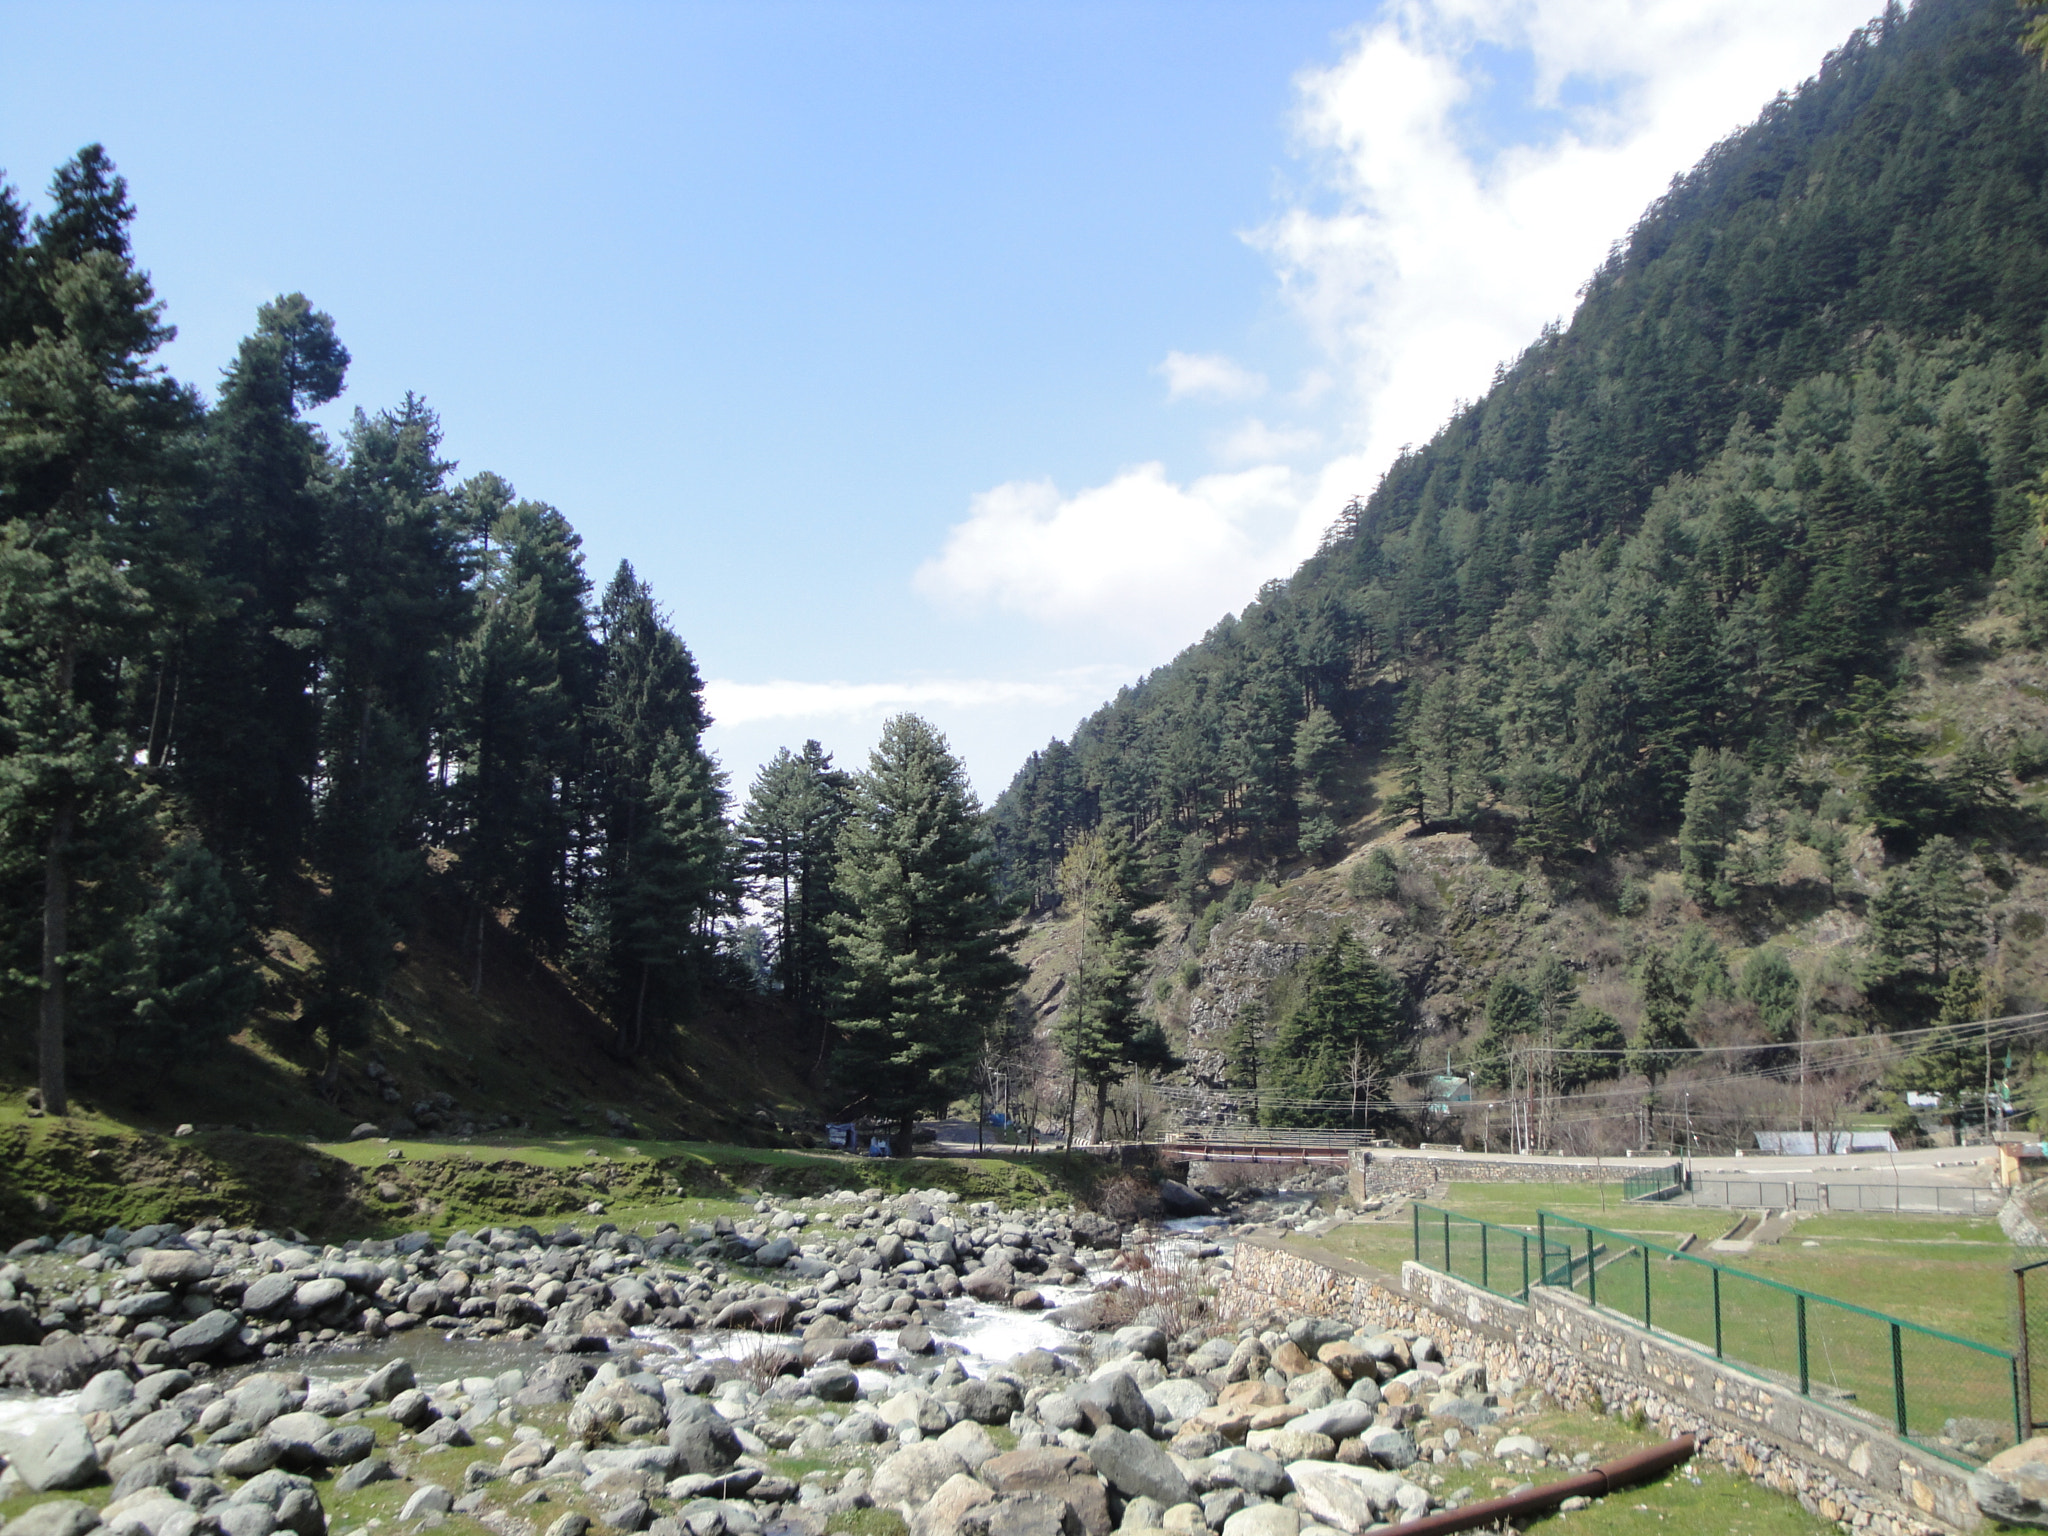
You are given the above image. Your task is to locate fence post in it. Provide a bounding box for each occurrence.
[1411,1202,1419,1264]
[2020,1267,2035,1435]
[2016,1355,2028,1450]
[1642,1246,1652,1329]
[1588,1227,1598,1309]
[1443,1209,1452,1272]
[1796,1294,1810,1396]
[1481,1223,1489,1293]
[1712,1266,1723,1358]
[1521,1233,1530,1301]
[1890,1322,1907,1435]
[1538,1213,1547,1284]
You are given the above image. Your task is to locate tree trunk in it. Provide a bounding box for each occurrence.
[39,795,74,1117]
[629,962,650,1060]
[892,1115,912,1159]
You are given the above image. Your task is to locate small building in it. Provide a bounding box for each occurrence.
[1426,1074,1471,1116]
[1996,1143,2048,1187]
[1753,1130,1897,1155]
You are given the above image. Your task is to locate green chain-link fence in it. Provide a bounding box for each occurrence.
[1410,1202,2020,1466]
[1620,1162,1683,1202]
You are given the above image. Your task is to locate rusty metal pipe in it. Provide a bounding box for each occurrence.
[1382,1432,1698,1535]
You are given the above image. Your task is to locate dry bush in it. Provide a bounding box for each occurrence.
[1089,1241,1252,1342]
[1093,1173,1162,1222]
[730,1332,800,1392]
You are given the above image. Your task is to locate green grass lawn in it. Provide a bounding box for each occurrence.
[1343,1187,2027,1460]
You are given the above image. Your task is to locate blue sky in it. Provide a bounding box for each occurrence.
[1,0,1877,803]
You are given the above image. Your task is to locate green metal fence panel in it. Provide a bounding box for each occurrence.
[1621,1162,1683,1201]
[1405,1201,2018,1468]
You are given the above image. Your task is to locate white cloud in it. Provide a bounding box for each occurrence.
[921,0,1878,656]
[703,670,1126,728]
[1217,418,1323,465]
[1257,0,1881,472]
[1157,350,1267,401]
[912,463,1336,648]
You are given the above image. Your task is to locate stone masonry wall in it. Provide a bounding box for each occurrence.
[1347,1147,1646,1202]
[1226,1239,1978,1536]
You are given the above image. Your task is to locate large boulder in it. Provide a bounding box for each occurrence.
[3,1502,103,1536]
[136,1250,214,1289]
[666,1404,741,1474]
[167,1309,239,1362]
[1974,1436,2048,1527]
[4,1414,103,1491]
[1157,1180,1212,1216]
[960,1261,1016,1301]
[871,1442,969,1507]
[1086,1425,1189,1508]
[2,1332,122,1392]
[1077,1370,1154,1435]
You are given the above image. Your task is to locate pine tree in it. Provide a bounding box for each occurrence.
[1738,947,1800,1043]
[1679,748,1752,908]
[1051,827,1164,1142]
[1628,949,1697,1088]
[126,841,260,1062]
[1554,1005,1626,1092]
[1292,705,1344,857]
[1866,835,1985,995]
[1262,930,1408,1128]
[828,714,1025,1153]
[175,294,346,900]
[0,147,195,1115]
[1471,974,1537,1089]
[739,740,853,1064]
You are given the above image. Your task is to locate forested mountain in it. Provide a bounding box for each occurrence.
[986,0,2048,1145]
[996,0,2048,909]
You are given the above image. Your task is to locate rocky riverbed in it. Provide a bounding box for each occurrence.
[0,1175,1589,1536]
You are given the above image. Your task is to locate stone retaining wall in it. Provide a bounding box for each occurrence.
[1346,1148,1635,1201]
[1226,1239,1979,1535]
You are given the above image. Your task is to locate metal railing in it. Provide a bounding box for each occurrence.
[1409,1202,2020,1466]
[1683,1178,2000,1215]
[1621,1163,1683,1202]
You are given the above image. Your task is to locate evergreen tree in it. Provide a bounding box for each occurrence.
[739,740,853,1063]
[1554,1005,1626,1092]
[577,562,728,1057]
[175,294,346,900]
[828,715,1024,1153]
[1890,966,1993,1134]
[1226,999,1264,1101]
[1628,949,1697,1087]
[1866,834,1985,995]
[125,841,261,1062]
[1679,748,1752,907]
[301,397,471,1088]
[1262,930,1408,1128]
[1292,705,1344,857]
[0,147,195,1114]
[1738,946,1800,1043]
[1051,826,1165,1142]
[1471,974,1538,1089]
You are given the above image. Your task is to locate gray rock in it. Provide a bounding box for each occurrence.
[166,1310,238,1362]
[1157,1180,1212,1216]
[110,1455,177,1503]
[414,1418,471,1449]
[1427,1395,1495,1429]
[1204,1448,1287,1498]
[1111,1326,1167,1362]
[137,1251,214,1289]
[211,1508,275,1536]
[399,1486,454,1521]
[1293,1401,1373,1442]
[78,1370,137,1414]
[1143,1378,1215,1425]
[1076,1371,1153,1435]
[239,1276,295,1317]
[2,1502,103,1536]
[1220,1507,1299,1536]
[7,1415,104,1491]
[801,1365,860,1403]
[600,1497,651,1532]
[309,1426,375,1466]
[1360,1424,1418,1468]
[216,1438,285,1479]
[361,1359,415,1401]
[1494,1434,1547,1459]
[1086,1425,1189,1507]
[542,1517,590,1536]
[666,1407,741,1474]
[334,1457,396,1494]
[870,1442,968,1506]
[954,1378,1022,1425]
[291,1279,346,1314]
